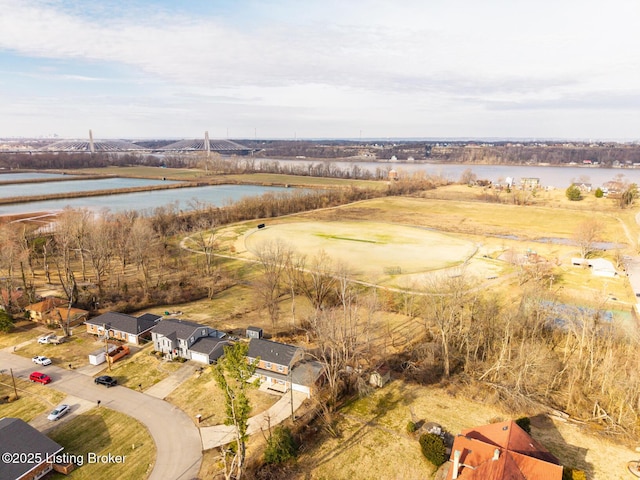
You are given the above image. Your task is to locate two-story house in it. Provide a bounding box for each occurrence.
[151,318,228,364]
[246,338,324,397]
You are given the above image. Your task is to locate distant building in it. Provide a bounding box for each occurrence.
[520,177,540,190]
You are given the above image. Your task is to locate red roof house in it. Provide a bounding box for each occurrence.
[446,420,562,480]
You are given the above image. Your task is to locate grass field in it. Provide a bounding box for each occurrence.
[292,382,638,480]
[47,407,155,480]
[0,374,66,422]
[244,221,477,277]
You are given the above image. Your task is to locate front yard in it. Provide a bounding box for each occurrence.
[0,373,66,422]
[47,407,155,480]
[165,366,280,427]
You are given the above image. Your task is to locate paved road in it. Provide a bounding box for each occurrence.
[0,350,202,480]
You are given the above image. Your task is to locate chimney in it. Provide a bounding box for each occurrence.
[493,448,500,461]
[452,450,461,479]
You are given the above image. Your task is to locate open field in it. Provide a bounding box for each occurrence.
[245,221,478,277]
[292,382,638,480]
[47,407,155,480]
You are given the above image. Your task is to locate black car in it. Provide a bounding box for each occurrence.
[94,375,117,387]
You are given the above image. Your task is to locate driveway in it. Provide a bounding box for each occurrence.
[0,350,202,480]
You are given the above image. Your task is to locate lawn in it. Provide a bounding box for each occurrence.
[47,407,155,480]
[165,366,280,427]
[14,331,107,369]
[101,344,183,391]
[0,320,45,348]
[0,373,65,422]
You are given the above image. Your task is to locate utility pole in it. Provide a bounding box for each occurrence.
[289,368,294,421]
[103,324,111,372]
[10,368,18,399]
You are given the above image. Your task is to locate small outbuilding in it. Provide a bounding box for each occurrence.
[246,326,263,339]
[369,365,391,388]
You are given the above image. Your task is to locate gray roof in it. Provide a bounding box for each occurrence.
[152,318,210,341]
[0,418,63,480]
[255,361,324,386]
[247,338,302,367]
[86,311,159,335]
[190,337,229,356]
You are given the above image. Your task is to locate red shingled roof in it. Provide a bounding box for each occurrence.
[446,420,562,480]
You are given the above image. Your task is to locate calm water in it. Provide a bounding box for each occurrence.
[261,159,640,188]
[0,177,179,199]
[0,184,295,216]
[0,172,79,181]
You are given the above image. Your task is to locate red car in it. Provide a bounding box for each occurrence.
[29,372,51,384]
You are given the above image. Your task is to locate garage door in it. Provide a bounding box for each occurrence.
[190,352,210,364]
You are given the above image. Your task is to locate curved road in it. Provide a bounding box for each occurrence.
[0,349,202,480]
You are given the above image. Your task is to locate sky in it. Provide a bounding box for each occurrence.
[1,0,639,140]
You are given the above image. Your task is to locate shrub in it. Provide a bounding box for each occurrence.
[264,426,297,464]
[419,433,447,467]
[515,417,531,434]
[566,185,582,201]
[0,311,14,333]
[594,187,604,198]
[563,467,587,480]
[406,421,417,434]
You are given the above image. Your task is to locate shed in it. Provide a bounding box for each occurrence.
[369,365,391,388]
[88,344,117,365]
[246,326,263,339]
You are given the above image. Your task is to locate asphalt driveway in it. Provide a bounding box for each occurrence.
[0,349,202,480]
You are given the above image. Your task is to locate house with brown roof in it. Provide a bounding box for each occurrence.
[446,419,562,480]
[25,296,88,327]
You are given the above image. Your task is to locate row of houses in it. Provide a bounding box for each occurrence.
[85,311,324,398]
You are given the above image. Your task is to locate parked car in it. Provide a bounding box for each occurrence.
[29,372,51,384]
[37,333,56,344]
[47,404,70,421]
[32,356,52,366]
[94,375,117,387]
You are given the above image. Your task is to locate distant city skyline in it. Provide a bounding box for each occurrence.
[1,0,639,140]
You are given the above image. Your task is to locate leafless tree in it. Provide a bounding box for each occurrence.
[253,240,292,330]
[573,219,603,259]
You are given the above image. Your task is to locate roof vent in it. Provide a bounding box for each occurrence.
[492,448,500,461]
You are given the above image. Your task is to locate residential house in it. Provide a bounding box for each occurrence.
[0,417,64,480]
[151,318,228,364]
[86,312,161,345]
[446,419,563,480]
[572,182,592,192]
[520,177,540,190]
[0,288,28,313]
[25,297,88,327]
[246,338,323,397]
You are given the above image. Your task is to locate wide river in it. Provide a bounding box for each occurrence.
[2,162,640,216]
[263,159,640,188]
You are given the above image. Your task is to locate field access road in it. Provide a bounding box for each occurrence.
[0,350,202,480]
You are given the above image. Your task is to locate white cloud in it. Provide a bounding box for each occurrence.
[0,0,639,138]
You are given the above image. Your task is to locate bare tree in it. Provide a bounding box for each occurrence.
[253,240,292,331]
[573,219,603,259]
[299,250,337,317]
[419,273,475,378]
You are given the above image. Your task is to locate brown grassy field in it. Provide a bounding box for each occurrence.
[47,407,155,480]
[290,382,638,480]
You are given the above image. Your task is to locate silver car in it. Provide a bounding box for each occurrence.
[47,404,70,421]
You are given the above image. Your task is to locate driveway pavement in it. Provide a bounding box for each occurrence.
[0,350,202,480]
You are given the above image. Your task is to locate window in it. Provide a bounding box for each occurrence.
[277,365,285,373]
[265,362,272,370]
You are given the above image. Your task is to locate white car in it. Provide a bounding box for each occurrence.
[47,404,70,421]
[32,356,52,366]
